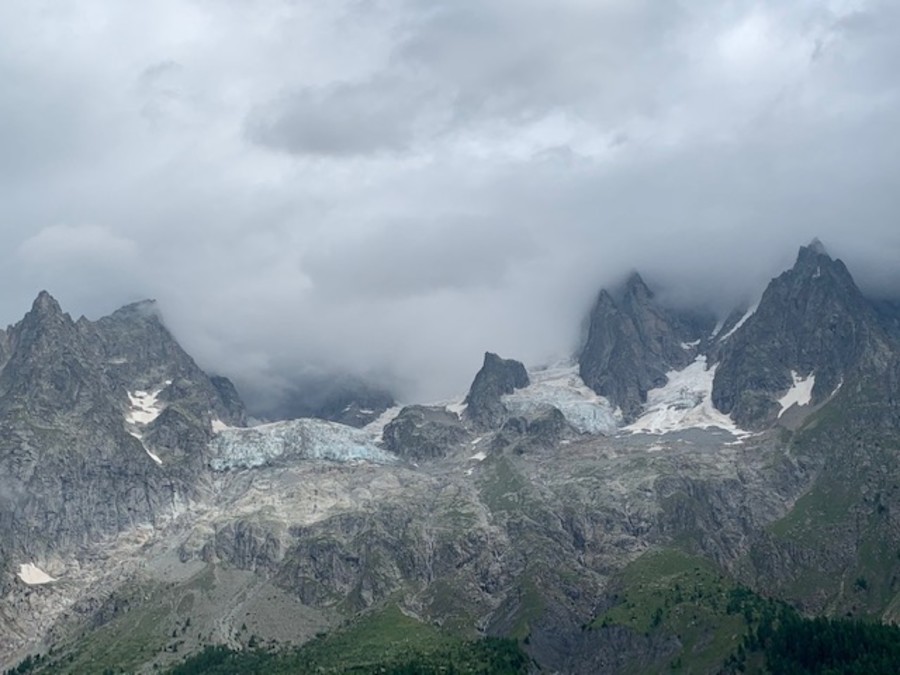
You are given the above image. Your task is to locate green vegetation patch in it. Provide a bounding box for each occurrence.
[588,547,900,674]
[592,548,748,672]
[165,604,528,674]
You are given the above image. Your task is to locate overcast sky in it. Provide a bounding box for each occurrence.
[1,0,899,406]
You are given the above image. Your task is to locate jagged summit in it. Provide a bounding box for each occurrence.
[578,271,714,421]
[577,242,897,431]
[622,271,653,300]
[805,237,828,255]
[31,289,64,315]
[15,291,72,340]
[710,242,891,428]
[0,291,248,583]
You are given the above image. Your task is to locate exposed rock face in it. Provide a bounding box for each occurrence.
[578,273,714,422]
[381,405,468,461]
[464,352,529,430]
[711,242,893,429]
[0,292,246,588]
[493,407,571,454]
[87,299,246,427]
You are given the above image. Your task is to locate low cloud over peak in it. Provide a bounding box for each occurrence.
[0,0,898,407]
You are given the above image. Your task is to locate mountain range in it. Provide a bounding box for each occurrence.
[2,240,900,673]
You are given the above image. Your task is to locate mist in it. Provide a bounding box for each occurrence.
[1,1,899,408]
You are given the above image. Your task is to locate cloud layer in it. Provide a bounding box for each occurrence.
[1,0,899,407]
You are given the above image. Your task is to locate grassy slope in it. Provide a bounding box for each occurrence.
[762,380,900,618]
[164,604,529,674]
[591,548,753,674]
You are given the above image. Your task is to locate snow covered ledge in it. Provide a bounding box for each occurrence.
[17,563,56,585]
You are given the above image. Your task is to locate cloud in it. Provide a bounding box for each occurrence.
[18,224,138,265]
[248,75,441,156]
[0,0,898,409]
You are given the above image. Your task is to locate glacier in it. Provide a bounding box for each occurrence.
[209,418,397,471]
[502,361,621,435]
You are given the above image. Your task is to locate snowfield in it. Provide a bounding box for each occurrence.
[624,356,748,437]
[125,386,168,426]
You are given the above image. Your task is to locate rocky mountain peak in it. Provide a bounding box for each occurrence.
[13,291,74,341]
[31,290,64,316]
[578,272,714,422]
[0,291,87,412]
[805,237,828,256]
[0,291,252,602]
[711,243,888,428]
[464,352,529,430]
[622,271,653,304]
[792,238,848,280]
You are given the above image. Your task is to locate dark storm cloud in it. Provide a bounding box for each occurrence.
[1,0,899,406]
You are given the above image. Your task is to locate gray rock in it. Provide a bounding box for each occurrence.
[382,405,468,461]
[463,352,529,430]
[578,273,714,422]
[711,242,894,429]
[0,292,248,591]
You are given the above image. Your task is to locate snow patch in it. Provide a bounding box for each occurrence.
[126,387,166,426]
[445,400,468,417]
[778,371,815,417]
[718,304,758,342]
[470,451,487,462]
[17,563,56,585]
[363,405,403,442]
[211,417,232,433]
[681,340,701,350]
[144,447,163,465]
[624,356,748,436]
[502,361,620,435]
[210,418,396,470]
[125,385,170,465]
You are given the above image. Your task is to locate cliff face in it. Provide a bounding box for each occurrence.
[711,243,895,429]
[578,274,714,422]
[0,293,244,591]
[464,352,530,430]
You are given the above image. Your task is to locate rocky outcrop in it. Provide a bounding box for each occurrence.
[464,352,529,430]
[711,241,894,429]
[88,299,246,427]
[578,273,714,422]
[0,292,247,581]
[382,405,468,461]
[493,407,571,454]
